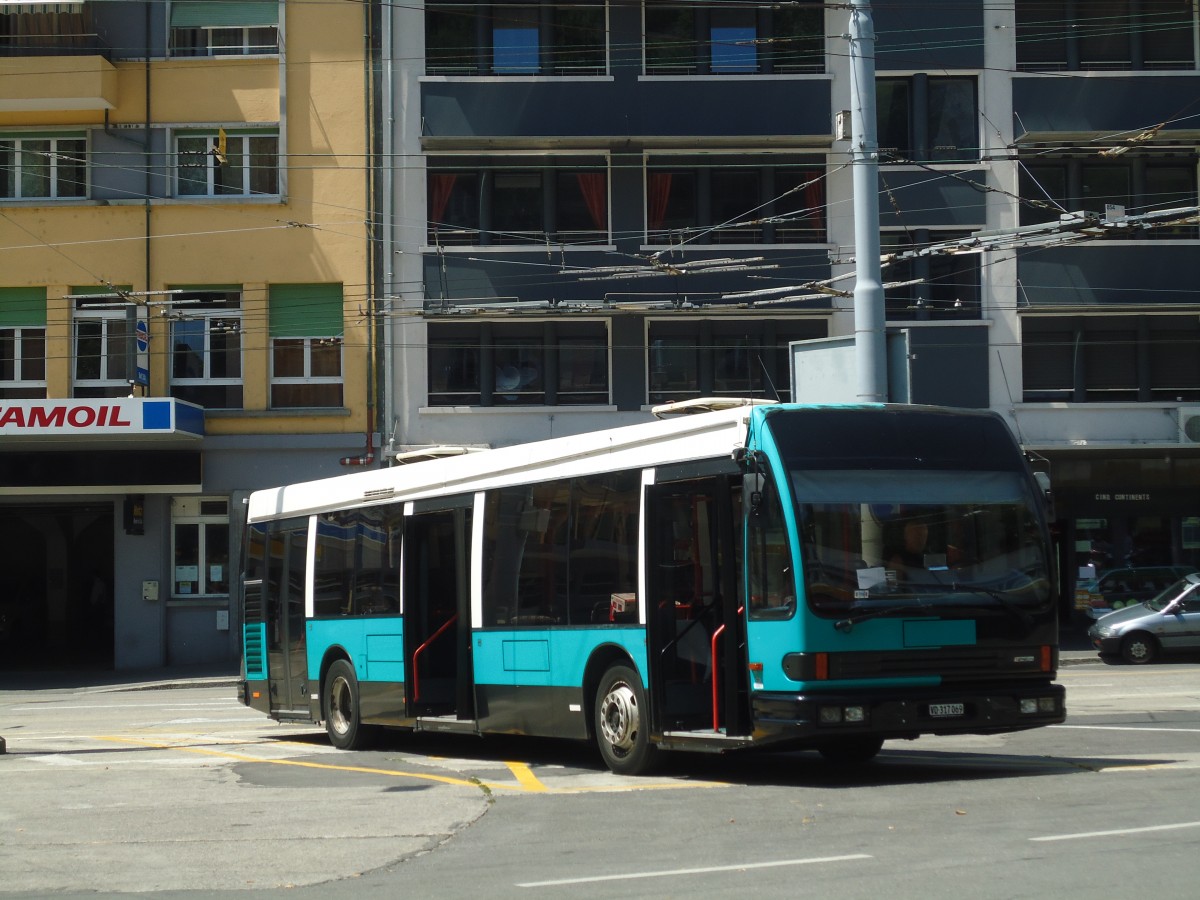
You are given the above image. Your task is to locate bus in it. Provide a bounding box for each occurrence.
[239,402,1065,775]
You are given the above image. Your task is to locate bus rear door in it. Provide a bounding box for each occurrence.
[244,517,311,720]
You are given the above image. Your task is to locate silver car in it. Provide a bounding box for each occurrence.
[1088,573,1200,664]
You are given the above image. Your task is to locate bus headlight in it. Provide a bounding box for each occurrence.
[1020,697,1058,715]
[819,705,867,725]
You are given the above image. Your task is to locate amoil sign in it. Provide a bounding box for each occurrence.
[0,404,133,429]
[0,399,204,439]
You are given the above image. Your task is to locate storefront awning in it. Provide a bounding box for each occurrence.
[0,398,204,444]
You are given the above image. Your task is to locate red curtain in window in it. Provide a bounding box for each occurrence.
[647,172,673,232]
[803,173,825,235]
[576,173,607,231]
[428,173,457,224]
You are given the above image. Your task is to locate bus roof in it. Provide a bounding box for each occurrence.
[245,403,760,523]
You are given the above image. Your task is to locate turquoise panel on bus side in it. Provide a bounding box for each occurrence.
[306,617,405,683]
[502,639,550,671]
[365,632,406,682]
[474,628,647,688]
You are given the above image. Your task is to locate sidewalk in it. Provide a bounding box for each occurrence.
[0,663,240,693]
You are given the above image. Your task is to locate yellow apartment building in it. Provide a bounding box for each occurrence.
[0,1,375,670]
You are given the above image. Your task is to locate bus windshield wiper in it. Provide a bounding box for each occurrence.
[952,587,1035,627]
[834,603,935,633]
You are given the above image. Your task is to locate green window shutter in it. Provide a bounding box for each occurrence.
[0,287,48,327]
[269,284,344,338]
[170,2,279,28]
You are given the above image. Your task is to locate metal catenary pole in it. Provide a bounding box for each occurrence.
[848,0,887,402]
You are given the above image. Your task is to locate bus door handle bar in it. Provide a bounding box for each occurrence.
[710,606,743,732]
[411,613,458,703]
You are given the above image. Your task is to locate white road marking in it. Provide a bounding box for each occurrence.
[515,854,873,887]
[1053,724,1200,733]
[1031,821,1200,842]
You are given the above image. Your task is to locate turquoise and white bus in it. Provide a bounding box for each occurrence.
[239,402,1065,775]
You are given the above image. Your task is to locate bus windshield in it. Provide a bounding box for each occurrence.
[791,469,1052,616]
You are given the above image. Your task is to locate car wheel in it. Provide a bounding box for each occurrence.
[1120,631,1158,665]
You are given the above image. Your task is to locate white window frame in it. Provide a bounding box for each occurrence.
[73,305,131,394]
[0,134,87,200]
[193,24,278,56]
[270,336,345,408]
[171,497,232,599]
[174,131,280,198]
[0,326,47,391]
[168,296,244,396]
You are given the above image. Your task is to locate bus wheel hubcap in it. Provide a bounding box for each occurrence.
[330,677,351,734]
[600,683,638,752]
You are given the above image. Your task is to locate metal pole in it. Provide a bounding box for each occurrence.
[848,0,887,402]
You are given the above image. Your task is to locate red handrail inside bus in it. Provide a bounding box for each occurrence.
[411,613,458,703]
[710,606,744,732]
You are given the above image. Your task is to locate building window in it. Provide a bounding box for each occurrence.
[269,284,345,409]
[1022,314,1200,402]
[172,498,231,598]
[0,134,86,200]
[169,289,243,409]
[0,288,46,400]
[73,289,133,398]
[881,231,981,320]
[426,2,607,75]
[428,157,608,246]
[428,319,609,406]
[646,156,825,245]
[169,1,279,57]
[647,318,827,405]
[1016,1,1195,71]
[644,1,824,75]
[1019,155,1197,235]
[176,130,279,198]
[877,76,977,163]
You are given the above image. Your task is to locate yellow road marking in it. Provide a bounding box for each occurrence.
[504,761,548,791]
[90,734,731,793]
[94,735,523,791]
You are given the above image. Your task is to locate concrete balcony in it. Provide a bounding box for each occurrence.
[0,54,117,112]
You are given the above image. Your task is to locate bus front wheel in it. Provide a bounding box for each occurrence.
[595,664,659,776]
[323,659,373,750]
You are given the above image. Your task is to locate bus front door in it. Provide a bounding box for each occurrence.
[404,504,475,721]
[647,476,748,736]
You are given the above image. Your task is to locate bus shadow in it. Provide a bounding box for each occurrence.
[259,730,1168,788]
[669,746,1172,788]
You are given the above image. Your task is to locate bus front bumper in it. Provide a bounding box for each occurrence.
[750,683,1066,744]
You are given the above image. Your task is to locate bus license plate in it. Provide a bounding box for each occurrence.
[929,703,965,718]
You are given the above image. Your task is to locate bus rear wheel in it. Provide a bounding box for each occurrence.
[323,659,373,750]
[595,664,658,776]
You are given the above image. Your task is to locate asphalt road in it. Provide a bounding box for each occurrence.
[2,654,1198,899]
